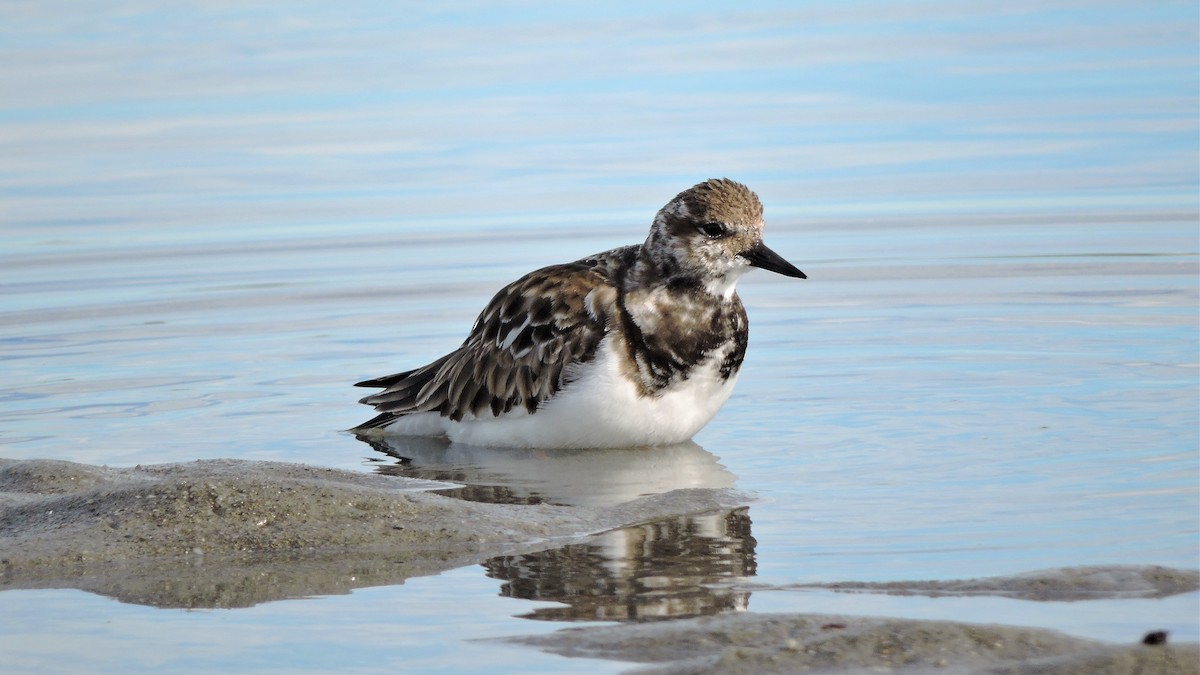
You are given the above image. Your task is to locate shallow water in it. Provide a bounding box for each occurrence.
[2,1,1198,672]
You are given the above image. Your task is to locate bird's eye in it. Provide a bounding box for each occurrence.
[699,222,726,238]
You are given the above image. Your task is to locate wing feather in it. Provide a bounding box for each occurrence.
[352,259,614,431]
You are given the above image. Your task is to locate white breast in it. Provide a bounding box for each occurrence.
[424,336,740,448]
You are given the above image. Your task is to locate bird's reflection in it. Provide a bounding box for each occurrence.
[358,434,756,621]
[487,508,755,621]
[362,435,735,507]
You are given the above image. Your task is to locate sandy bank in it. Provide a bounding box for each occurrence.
[508,612,1199,674]
[753,565,1200,602]
[0,457,743,607]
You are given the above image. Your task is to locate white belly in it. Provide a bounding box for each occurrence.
[383,337,739,448]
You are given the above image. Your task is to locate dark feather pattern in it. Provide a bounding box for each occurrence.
[354,261,610,429]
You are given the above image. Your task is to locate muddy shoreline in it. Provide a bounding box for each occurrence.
[0,457,746,607]
[508,612,1199,674]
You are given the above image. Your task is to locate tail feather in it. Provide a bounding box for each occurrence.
[350,411,401,432]
[353,353,457,430]
[354,369,416,389]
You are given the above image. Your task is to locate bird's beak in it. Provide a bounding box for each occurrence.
[743,241,806,279]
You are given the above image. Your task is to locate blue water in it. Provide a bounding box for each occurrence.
[1,1,1197,672]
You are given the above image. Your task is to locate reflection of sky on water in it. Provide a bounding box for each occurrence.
[0,0,1196,672]
[0,581,619,674]
[3,1,1195,237]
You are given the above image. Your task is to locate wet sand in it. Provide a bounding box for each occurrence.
[1,457,1196,672]
[0,457,746,607]
[508,612,1198,674]
[750,565,1200,602]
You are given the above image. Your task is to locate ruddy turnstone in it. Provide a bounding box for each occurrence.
[353,178,805,448]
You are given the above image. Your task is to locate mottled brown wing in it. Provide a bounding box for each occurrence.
[354,261,611,430]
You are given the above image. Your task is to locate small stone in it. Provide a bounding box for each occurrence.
[1142,630,1168,645]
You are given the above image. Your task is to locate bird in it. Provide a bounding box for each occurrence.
[353,178,805,448]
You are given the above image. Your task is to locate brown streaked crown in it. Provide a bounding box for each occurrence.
[644,178,768,284]
[673,178,764,228]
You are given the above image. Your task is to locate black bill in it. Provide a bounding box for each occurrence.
[743,241,806,279]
